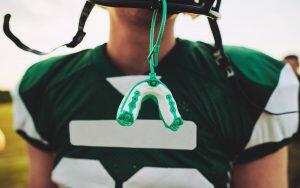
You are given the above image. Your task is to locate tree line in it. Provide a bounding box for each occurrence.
[0,91,12,103]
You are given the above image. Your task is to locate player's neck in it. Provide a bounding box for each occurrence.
[106,17,176,75]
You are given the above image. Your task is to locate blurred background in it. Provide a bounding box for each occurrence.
[0,0,299,187]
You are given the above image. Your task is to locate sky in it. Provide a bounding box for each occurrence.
[0,0,299,90]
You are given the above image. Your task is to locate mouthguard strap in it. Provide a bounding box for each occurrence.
[148,0,167,74]
[116,0,183,131]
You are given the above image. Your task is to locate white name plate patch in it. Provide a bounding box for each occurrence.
[69,120,197,150]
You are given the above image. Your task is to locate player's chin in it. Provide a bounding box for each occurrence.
[129,8,176,18]
[116,8,176,25]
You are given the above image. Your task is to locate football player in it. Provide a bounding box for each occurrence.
[9,1,299,187]
[284,55,299,77]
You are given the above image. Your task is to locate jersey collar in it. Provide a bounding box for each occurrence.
[91,38,185,78]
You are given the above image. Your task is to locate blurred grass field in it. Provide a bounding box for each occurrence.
[0,103,299,187]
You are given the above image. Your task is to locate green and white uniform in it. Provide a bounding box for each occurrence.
[12,38,299,187]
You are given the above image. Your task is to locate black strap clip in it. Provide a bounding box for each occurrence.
[213,49,235,78]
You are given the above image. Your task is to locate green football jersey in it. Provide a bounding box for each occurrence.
[12,38,299,188]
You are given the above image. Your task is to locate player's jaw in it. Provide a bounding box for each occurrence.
[108,7,176,28]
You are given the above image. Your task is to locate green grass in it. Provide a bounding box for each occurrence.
[0,104,29,188]
[0,103,299,187]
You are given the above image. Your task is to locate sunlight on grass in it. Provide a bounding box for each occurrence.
[0,103,29,187]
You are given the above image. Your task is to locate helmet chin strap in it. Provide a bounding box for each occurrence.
[116,0,184,131]
[3,1,95,55]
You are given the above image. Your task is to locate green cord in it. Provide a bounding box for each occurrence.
[148,0,167,77]
[116,0,184,131]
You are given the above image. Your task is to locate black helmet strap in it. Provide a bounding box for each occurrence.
[208,0,234,77]
[208,18,234,77]
[3,1,95,55]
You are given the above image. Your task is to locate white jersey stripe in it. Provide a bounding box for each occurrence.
[265,64,299,113]
[69,120,197,150]
[124,167,214,188]
[52,157,115,188]
[245,64,299,149]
